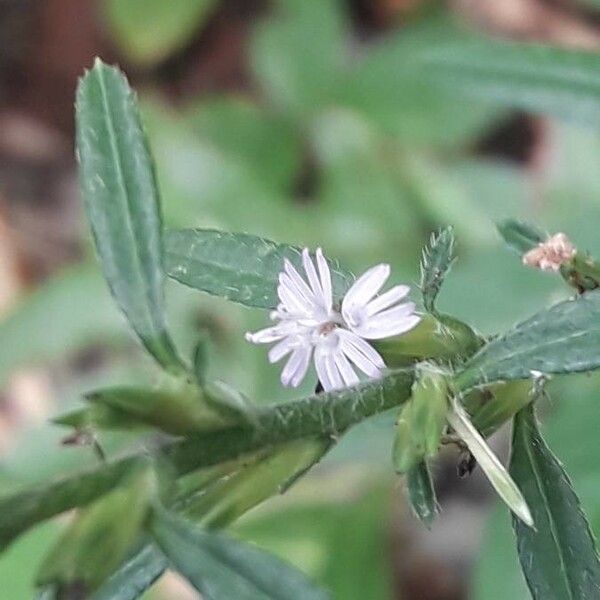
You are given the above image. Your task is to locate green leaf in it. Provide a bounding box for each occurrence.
[418,38,600,127]
[86,385,241,435]
[76,59,183,373]
[0,370,413,550]
[36,463,155,592]
[447,398,533,526]
[179,438,331,525]
[510,404,600,599]
[184,98,301,194]
[420,227,455,313]
[406,461,438,529]
[456,289,600,390]
[250,0,345,116]
[165,228,354,309]
[496,219,545,255]
[151,507,329,599]
[103,0,217,66]
[92,544,167,600]
[341,20,498,145]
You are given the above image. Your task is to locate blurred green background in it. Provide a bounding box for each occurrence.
[2,0,600,598]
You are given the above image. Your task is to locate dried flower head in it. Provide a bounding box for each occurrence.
[522,232,576,272]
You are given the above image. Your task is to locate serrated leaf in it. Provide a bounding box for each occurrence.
[0,370,414,551]
[151,507,329,600]
[76,59,183,373]
[94,438,330,599]
[510,404,600,599]
[417,38,600,127]
[165,228,354,309]
[103,0,217,66]
[447,398,533,526]
[497,219,545,255]
[406,461,438,528]
[456,289,600,390]
[420,227,455,313]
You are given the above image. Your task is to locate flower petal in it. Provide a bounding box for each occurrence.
[281,346,310,387]
[245,320,300,344]
[355,309,420,340]
[268,338,295,363]
[324,352,343,390]
[365,284,410,316]
[278,283,309,316]
[314,348,334,391]
[342,264,390,317]
[338,330,384,378]
[290,346,312,387]
[316,247,333,313]
[283,258,316,305]
[302,248,324,300]
[334,351,360,387]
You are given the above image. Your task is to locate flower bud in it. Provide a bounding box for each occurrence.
[522,232,576,272]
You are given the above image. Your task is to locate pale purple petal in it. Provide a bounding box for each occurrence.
[278,283,309,316]
[268,338,295,363]
[338,330,385,377]
[281,347,308,387]
[314,349,334,391]
[342,264,390,318]
[355,311,420,340]
[365,285,410,316]
[290,346,312,387]
[302,248,324,300]
[283,259,316,305]
[315,247,333,313]
[323,352,343,390]
[245,321,300,344]
[334,352,360,387]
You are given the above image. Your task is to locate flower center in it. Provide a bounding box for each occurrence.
[318,321,337,335]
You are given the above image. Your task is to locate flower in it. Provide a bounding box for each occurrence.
[246,248,420,392]
[522,232,576,272]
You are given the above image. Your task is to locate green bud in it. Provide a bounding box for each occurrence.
[470,380,533,437]
[392,365,449,474]
[375,313,483,366]
[36,461,155,593]
[392,404,421,474]
[179,438,331,528]
[83,384,247,436]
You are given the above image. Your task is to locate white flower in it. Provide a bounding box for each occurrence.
[246,248,420,392]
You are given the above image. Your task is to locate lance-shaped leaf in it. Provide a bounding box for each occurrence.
[447,398,533,526]
[151,507,329,599]
[92,544,167,600]
[76,59,183,373]
[165,228,354,309]
[417,38,600,127]
[0,369,414,550]
[455,289,600,390]
[36,462,155,593]
[406,461,438,529]
[94,438,331,599]
[420,227,455,313]
[510,404,600,600]
[497,219,545,255]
